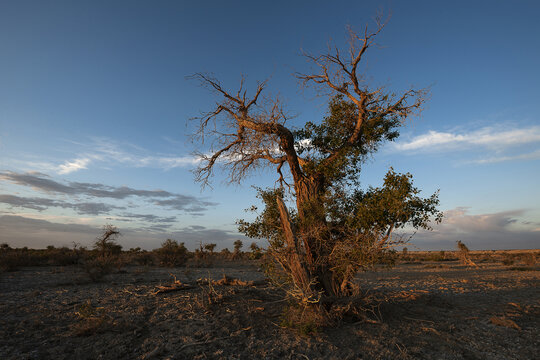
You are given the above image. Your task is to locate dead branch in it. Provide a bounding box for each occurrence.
[196,274,267,287]
[152,274,195,295]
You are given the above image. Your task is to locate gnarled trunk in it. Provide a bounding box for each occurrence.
[278,175,345,300]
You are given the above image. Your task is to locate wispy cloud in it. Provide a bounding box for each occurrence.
[467,149,540,164]
[110,213,178,223]
[0,194,124,215]
[58,137,201,174]
[395,125,540,152]
[6,137,202,175]
[0,171,217,213]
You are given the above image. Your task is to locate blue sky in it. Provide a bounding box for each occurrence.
[1,0,539,250]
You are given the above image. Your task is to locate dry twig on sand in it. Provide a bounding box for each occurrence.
[153,274,266,295]
[152,274,194,295]
[196,274,267,286]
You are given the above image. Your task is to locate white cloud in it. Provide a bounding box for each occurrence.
[395,125,540,152]
[83,138,202,170]
[57,158,91,174]
[137,155,202,169]
[467,149,540,164]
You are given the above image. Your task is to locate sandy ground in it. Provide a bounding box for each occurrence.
[0,261,538,359]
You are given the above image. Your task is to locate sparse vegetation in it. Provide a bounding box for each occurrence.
[3,256,538,358]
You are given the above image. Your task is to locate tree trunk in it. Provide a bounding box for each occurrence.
[280,176,343,299]
[276,196,314,296]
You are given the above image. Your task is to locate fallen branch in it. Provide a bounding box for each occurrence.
[153,274,266,295]
[179,327,252,351]
[403,316,435,324]
[197,274,267,286]
[152,274,195,295]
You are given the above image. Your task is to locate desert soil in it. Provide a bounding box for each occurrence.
[0,261,538,359]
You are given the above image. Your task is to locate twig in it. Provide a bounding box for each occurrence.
[179,336,228,351]
[179,327,252,351]
[403,316,435,324]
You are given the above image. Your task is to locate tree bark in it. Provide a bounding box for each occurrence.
[276,196,313,297]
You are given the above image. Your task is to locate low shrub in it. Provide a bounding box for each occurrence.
[83,257,115,282]
[155,239,188,267]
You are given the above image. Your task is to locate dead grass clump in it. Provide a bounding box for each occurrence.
[509,266,535,272]
[72,300,113,336]
[280,303,328,335]
[490,316,521,330]
[522,253,536,266]
[502,253,515,266]
[194,281,227,312]
[83,257,115,282]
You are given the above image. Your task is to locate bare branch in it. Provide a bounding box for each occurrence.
[190,74,306,188]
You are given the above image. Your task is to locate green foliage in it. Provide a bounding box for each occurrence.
[338,169,442,232]
[294,95,402,185]
[239,167,442,280]
[237,188,289,250]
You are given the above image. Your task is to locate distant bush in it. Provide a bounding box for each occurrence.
[83,225,123,281]
[522,253,536,266]
[249,242,263,260]
[433,250,446,262]
[502,254,515,266]
[94,225,122,258]
[44,246,80,266]
[155,239,188,267]
[232,240,243,260]
[219,248,231,259]
[1,246,29,271]
[457,241,477,267]
[126,248,155,266]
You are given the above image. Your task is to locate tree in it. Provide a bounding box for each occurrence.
[232,240,244,260]
[192,19,442,304]
[94,225,122,258]
[204,243,217,254]
[457,240,477,267]
[233,240,243,252]
[249,242,263,259]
